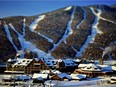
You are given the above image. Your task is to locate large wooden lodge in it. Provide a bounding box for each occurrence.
[6,58,50,74]
[5,58,79,74]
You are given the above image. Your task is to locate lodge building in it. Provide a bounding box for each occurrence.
[6,58,50,74]
[74,63,114,77]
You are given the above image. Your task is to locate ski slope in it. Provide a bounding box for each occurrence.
[4,24,18,52]
[76,7,86,29]
[76,7,102,57]
[49,6,76,52]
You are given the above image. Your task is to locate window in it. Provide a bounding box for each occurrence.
[23,60,25,62]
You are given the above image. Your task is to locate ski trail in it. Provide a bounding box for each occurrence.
[91,7,116,24]
[50,6,76,52]
[9,19,53,59]
[90,7,103,34]
[29,15,53,43]
[63,6,76,44]
[76,7,86,29]
[22,18,26,37]
[29,15,45,32]
[71,46,78,57]
[76,7,102,57]
[9,23,25,58]
[38,33,53,43]
[3,22,18,52]
[20,40,54,59]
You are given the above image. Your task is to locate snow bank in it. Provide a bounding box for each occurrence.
[45,79,110,87]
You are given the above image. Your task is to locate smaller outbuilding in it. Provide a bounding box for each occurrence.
[70,74,87,80]
[32,73,49,83]
[111,76,116,84]
[51,73,71,81]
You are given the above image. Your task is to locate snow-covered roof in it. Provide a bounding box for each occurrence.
[7,58,17,62]
[41,70,61,74]
[34,58,40,61]
[2,75,12,79]
[16,75,30,80]
[44,60,57,67]
[112,66,116,71]
[73,59,81,62]
[111,76,116,80]
[63,59,77,66]
[70,74,86,80]
[82,63,101,72]
[33,73,48,79]
[41,70,50,74]
[13,59,33,67]
[52,70,61,74]
[58,59,62,62]
[5,70,25,74]
[97,65,113,72]
[78,64,88,68]
[57,73,72,79]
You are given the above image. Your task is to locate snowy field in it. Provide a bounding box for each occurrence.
[44,76,116,87]
[0,74,116,87]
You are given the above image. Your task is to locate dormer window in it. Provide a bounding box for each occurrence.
[67,63,70,65]
[18,62,21,64]
[87,67,90,69]
[94,68,98,69]
[23,60,25,62]
[27,60,30,62]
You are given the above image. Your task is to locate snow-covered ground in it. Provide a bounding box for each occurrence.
[0,74,115,87]
[45,78,111,87]
[44,75,115,87]
[94,60,116,65]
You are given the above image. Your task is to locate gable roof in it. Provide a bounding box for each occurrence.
[7,58,17,62]
[70,74,86,80]
[78,64,88,68]
[57,73,72,79]
[63,59,77,66]
[44,59,57,67]
[33,73,48,79]
[82,63,101,72]
[13,58,33,67]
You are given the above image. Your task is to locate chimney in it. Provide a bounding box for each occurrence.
[99,59,103,65]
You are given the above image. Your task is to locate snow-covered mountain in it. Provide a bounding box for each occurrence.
[0,5,116,62]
